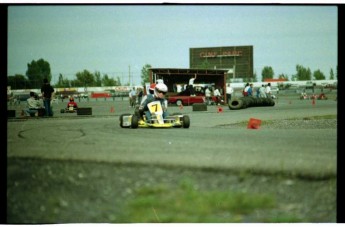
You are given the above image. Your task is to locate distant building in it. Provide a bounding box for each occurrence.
[189,46,253,81]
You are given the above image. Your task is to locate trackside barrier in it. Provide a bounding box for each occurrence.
[77,107,92,115]
[192,103,207,111]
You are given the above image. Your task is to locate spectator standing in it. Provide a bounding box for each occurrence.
[265,83,272,98]
[247,83,254,96]
[188,74,197,96]
[225,83,234,104]
[205,86,211,105]
[242,83,250,96]
[259,85,266,98]
[41,78,55,117]
[213,87,222,105]
[129,87,137,108]
[256,86,260,98]
[137,87,143,105]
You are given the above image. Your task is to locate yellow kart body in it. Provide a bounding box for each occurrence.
[119,101,190,129]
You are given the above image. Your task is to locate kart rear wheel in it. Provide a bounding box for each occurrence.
[119,113,131,128]
[131,115,139,129]
[182,115,190,128]
[176,100,183,106]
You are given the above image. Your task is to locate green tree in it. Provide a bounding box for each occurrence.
[116,76,122,86]
[7,74,29,89]
[313,69,326,80]
[94,71,102,86]
[26,58,51,88]
[69,79,80,87]
[141,64,152,86]
[261,66,274,81]
[329,68,334,80]
[291,74,298,81]
[278,73,289,81]
[295,65,311,81]
[102,74,117,86]
[75,70,96,87]
[55,73,70,88]
[336,66,338,79]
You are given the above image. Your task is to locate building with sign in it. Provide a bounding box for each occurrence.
[148,68,229,102]
[147,46,254,103]
[189,45,253,81]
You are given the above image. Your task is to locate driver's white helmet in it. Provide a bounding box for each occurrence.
[154,83,168,97]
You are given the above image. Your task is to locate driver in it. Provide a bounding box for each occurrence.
[137,83,169,121]
[67,97,78,110]
[139,83,156,106]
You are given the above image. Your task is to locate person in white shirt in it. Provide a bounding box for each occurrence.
[265,83,272,98]
[205,86,211,105]
[259,85,267,98]
[243,83,250,96]
[213,87,222,105]
[225,83,234,104]
[188,74,197,96]
[24,92,42,117]
[129,88,137,108]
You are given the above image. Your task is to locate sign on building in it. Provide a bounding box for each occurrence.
[189,45,253,80]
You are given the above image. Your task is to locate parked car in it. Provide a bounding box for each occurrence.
[168,90,206,106]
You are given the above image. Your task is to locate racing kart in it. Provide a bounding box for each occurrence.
[60,106,78,113]
[119,100,190,129]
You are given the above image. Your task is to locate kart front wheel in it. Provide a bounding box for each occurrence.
[131,115,139,129]
[182,115,190,128]
[119,113,131,128]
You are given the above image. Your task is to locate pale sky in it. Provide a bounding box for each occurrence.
[7,5,338,85]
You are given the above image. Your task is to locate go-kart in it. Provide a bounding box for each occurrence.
[60,106,78,113]
[119,100,190,129]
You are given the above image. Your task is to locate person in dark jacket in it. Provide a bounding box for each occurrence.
[40,78,55,116]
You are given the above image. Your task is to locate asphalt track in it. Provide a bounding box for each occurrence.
[7,95,337,179]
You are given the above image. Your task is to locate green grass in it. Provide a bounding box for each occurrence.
[116,178,288,223]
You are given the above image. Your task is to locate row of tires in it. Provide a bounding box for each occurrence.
[229,97,275,110]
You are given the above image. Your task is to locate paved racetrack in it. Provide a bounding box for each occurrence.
[7,94,337,178]
[6,92,339,223]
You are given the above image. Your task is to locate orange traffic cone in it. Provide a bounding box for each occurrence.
[312,99,315,106]
[247,118,261,129]
[179,104,184,110]
[217,106,223,113]
[110,106,115,113]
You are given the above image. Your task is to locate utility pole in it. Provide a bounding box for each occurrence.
[128,65,131,86]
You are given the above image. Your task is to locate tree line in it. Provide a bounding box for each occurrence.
[258,65,337,83]
[7,58,337,90]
